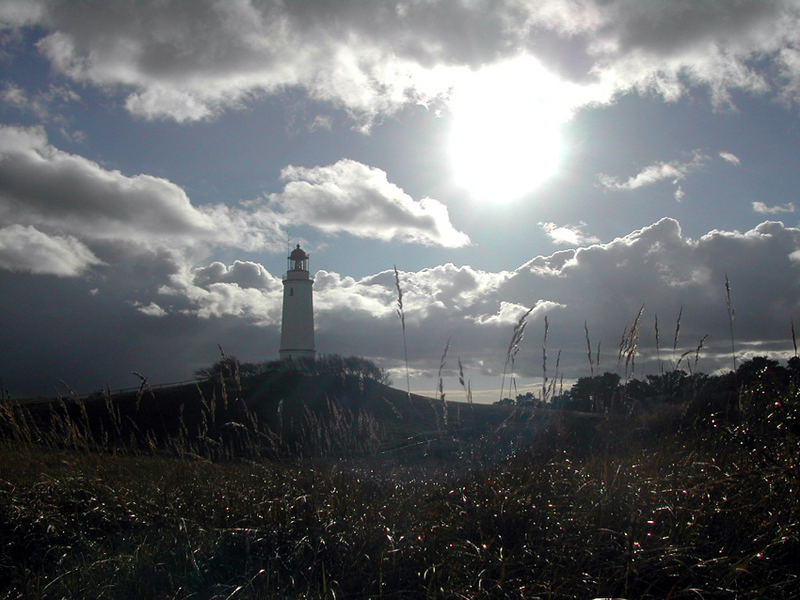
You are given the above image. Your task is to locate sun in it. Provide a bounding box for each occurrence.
[448,56,572,203]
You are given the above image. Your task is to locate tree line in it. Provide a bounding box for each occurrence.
[498,355,800,416]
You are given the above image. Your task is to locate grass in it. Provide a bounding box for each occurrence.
[2,399,798,599]
[2,359,800,599]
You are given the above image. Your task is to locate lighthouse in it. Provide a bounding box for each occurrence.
[279,244,315,360]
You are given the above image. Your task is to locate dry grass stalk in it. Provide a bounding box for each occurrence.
[584,321,594,377]
[547,349,562,402]
[617,326,628,365]
[501,305,534,402]
[692,334,708,375]
[394,266,411,400]
[438,338,450,429]
[541,315,549,402]
[673,305,683,369]
[595,341,601,373]
[655,313,663,375]
[618,304,645,379]
[458,357,473,406]
[725,274,737,371]
[132,371,153,413]
[675,349,693,372]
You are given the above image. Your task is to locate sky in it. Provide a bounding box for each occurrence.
[2,0,800,402]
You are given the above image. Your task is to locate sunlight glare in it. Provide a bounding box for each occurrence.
[449,57,572,203]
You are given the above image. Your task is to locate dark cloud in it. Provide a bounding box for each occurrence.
[0,269,278,397]
[0,125,215,240]
[606,0,780,57]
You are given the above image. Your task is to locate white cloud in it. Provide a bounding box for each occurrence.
[160,263,282,325]
[135,301,167,317]
[469,300,564,327]
[268,159,470,248]
[5,1,798,125]
[719,151,741,166]
[193,260,280,291]
[752,201,795,214]
[0,224,102,276]
[598,152,708,194]
[538,221,600,246]
[0,81,80,120]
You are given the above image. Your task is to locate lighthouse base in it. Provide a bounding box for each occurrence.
[279,348,316,361]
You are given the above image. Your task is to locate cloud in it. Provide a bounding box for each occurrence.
[154,259,284,325]
[1,81,80,121]
[752,201,795,214]
[134,301,167,317]
[3,215,800,397]
[469,300,564,327]
[4,1,798,124]
[719,151,741,166]
[0,224,102,276]
[268,159,470,248]
[538,221,600,246]
[28,0,466,124]
[0,0,43,28]
[0,125,215,241]
[311,217,800,383]
[0,125,287,256]
[193,260,279,291]
[0,130,458,285]
[598,152,708,194]
[1,81,26,107]
[497,218,800,373]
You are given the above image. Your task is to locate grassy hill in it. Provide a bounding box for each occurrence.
[4,367,581,461]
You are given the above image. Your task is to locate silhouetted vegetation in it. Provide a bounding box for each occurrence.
[196,353,391,386]
[2,355,799,598]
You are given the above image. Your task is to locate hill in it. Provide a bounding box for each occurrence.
[4,367,575,460]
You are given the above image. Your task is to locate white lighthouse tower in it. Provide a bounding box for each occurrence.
[279,244,315,360]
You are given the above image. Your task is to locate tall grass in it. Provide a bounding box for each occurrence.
[500,305,534,402]
[0,361,385,461]
[437,338,450,430]
[394,265,411,401]
[618,303,645,379]
[726,273,737,372]
[585,320,595,377]
[672,304,683,369]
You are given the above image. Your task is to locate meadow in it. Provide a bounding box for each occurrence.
[1,353,799,599]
